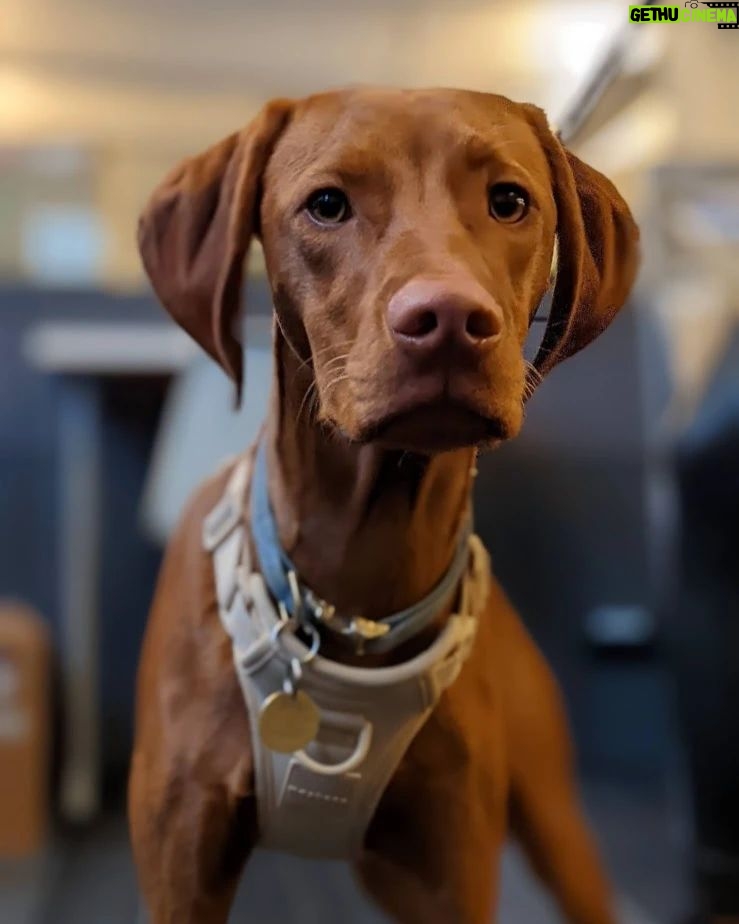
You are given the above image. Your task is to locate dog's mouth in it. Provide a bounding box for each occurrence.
[355,398,512,453]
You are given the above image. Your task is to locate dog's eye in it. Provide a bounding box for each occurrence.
[488,184,529,223]
[306,188,351,225]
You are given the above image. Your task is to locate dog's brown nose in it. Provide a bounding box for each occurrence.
[387,278,503,353]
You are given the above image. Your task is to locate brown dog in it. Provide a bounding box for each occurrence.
[129,88,639,924]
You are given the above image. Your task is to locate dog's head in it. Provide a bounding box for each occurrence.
[139,89,639,453]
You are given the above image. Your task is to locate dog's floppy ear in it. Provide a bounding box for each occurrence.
[138,99,293,400]
[524,105,640,376]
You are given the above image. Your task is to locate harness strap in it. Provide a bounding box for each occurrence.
[204,453,490,860]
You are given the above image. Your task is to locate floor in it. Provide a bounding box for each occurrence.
[0,779,690,924]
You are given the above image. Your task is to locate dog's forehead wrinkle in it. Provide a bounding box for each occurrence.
[279,88,536,179]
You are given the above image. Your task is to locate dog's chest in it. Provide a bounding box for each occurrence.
[205,454,492,861]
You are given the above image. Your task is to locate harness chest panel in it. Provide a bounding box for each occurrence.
[204,454,489,860]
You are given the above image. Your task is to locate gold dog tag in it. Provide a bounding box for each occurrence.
[259,690,320,753]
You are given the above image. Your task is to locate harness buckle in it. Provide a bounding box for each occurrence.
[343,617,392,656]
[342,617,391,644]
[311,604,391,652]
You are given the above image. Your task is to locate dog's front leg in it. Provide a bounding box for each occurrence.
[354,687,508,924]
[493,592,617,924]
[130,750,256,924]
[354,851,484,924]
[129,472,259,923]
[356,808,500,924]
[128,643,257,924]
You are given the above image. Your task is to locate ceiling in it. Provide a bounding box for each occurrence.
[0,0,624,149]
[4,0,735,290]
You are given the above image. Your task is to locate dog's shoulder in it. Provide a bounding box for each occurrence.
[134,457,254,786]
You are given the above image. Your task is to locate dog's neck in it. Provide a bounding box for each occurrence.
[262,334,476,625]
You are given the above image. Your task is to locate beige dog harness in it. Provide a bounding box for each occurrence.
[204,452,489,859]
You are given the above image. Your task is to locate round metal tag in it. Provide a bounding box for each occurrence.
[258,690,320,754]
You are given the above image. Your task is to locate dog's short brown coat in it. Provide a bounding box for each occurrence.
[130,88,639,923]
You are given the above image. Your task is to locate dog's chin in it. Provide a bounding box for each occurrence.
[351,399,517,454]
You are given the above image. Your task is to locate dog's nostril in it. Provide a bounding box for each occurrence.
[465,307,500,341]
[414,310,438,337]
[390,304,439,339]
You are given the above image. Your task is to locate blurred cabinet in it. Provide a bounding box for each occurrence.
[0,603,50,856]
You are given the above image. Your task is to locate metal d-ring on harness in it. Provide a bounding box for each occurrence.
[203,446,490,858]
[260,580,377,777]
[257,577,376,776]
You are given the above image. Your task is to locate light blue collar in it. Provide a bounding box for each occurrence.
[250,440,472,655]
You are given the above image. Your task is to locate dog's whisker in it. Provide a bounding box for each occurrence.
[322,374,350,404]
[323,373,349,392]
[521,359,543,404]
[292,353,315,376]
[291,345,353,388]
[297,380,319,426]
[321,353,351,371]
[524,359,543,385]
[309,389,321,425]
[273,312,307,366]
[293,359,353,428]
[287,340,356,383]
[312,339,355,360]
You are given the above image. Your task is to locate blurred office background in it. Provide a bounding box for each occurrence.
[1,1,738,921]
